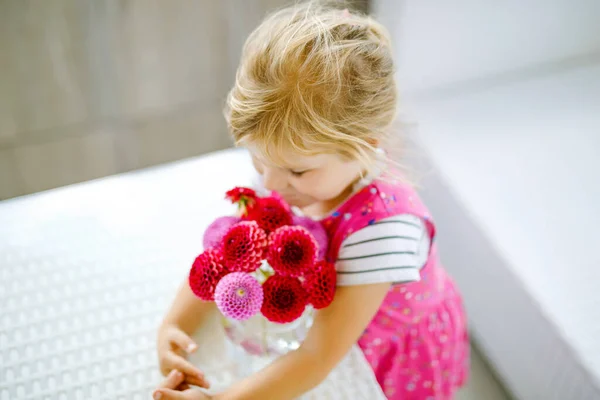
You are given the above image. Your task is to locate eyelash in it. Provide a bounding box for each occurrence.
[290,170,307,177]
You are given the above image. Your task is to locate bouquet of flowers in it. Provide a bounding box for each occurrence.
[188,187,335,355]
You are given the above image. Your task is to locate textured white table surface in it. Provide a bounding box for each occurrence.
[0,149,385,400]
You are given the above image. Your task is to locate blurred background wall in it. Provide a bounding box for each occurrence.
[1,0,597,201]
[374,0,600,100]
[0,0,367,201]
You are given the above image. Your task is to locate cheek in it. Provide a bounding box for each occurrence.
[293,172,351,200]
[251,157,263,174]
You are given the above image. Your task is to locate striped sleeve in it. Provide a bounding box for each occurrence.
[336,214,431,286]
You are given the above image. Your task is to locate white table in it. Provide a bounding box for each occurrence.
[0,149,385,400]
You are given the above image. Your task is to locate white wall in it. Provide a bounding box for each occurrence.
[374,0,600,97]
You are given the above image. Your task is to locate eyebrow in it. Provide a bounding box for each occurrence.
[285,161,319,171]
[252,154,315,171]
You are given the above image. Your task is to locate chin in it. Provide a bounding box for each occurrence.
[283,195,315,209]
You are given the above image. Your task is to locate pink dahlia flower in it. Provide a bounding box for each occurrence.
[214,272,264,321]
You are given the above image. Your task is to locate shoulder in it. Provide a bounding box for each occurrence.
[342,213,425,246]
[324,179,435,262]
[336,214,431,286]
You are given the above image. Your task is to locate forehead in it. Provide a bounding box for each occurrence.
[246,142,335,170]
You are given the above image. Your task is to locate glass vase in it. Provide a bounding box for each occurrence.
[222,306,314,357]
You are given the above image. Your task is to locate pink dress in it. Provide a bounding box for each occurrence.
[321,179,469,399]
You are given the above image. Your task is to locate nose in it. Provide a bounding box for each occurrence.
[262,166,288,192]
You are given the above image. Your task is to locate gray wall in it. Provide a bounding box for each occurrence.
[0,0,300,200]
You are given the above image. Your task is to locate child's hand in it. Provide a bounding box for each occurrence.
[157,323,210,389]
[153,369,213,400]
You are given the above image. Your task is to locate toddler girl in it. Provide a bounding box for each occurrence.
[155,3,469,399]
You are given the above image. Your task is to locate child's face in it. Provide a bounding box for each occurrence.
[249,146,363,209]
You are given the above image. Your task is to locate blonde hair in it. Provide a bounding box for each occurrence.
[225,1,397,172]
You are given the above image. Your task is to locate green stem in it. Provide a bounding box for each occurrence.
[257,267,269,281]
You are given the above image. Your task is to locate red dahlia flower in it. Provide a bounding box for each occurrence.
[292,216,329,260]
[261,275,308,323]
[304,260,337,309]
[225,187,257,203]
[245,196,292,233]
[222,221,267,272]
[203,215,241,250]
[226,187,257,216]
[188,248,229,301]
[267,226,317,277]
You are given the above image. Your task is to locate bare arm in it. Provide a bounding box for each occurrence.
[213,282,391,400]
[162,279,216,334]
[156,279,215,388]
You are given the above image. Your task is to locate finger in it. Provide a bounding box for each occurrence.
[169,329,198,354]
[153,388,187,400]
[183,375,210,389]
[158,369,185,391]
[167,353,210,388]
[165,352,203,377]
